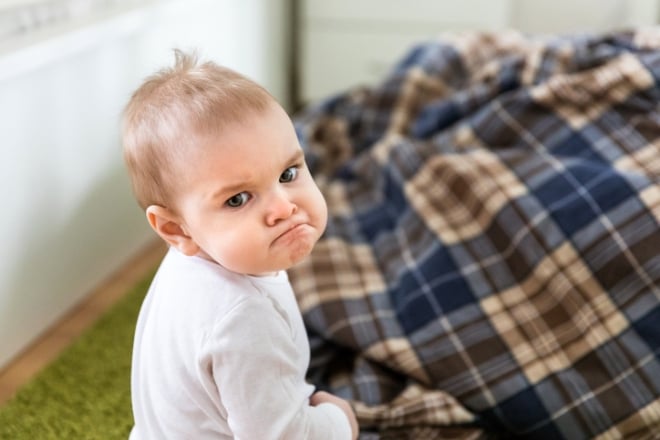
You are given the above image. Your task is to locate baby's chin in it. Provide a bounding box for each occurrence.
[205,235,319,275]
[230,254,312,277]
[255,249,314,275]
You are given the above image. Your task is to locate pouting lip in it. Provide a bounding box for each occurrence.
[272,222,309,244]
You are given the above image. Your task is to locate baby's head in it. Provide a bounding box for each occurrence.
[122,50,327,275]
[122,50,273,210]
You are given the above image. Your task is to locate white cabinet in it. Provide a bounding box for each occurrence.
[298,0,659,103]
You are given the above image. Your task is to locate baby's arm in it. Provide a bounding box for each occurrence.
[310,391,358,440]
[209,295,355,439]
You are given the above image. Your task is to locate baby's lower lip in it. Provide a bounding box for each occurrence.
[274,224,311,244]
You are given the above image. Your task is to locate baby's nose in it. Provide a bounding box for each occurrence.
[265,190,297,225]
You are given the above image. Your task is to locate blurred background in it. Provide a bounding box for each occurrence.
[0,0,658,371]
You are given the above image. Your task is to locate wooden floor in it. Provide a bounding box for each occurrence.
[0,239,167,406]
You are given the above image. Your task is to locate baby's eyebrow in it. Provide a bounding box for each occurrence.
[207,175,256,203]
[207,149,305,202]
[287,148,305,164]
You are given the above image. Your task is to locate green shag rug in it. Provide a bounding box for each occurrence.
[0,270,154,440]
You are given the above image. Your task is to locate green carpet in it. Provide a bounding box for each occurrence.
[0,270,154,440]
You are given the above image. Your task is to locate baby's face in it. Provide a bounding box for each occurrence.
[174,102,328,276]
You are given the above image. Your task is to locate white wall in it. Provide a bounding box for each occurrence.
[298,0,659,102]
[0,0,291,370]
[510,0,659,34]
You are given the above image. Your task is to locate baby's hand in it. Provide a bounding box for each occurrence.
[310,391,359,440]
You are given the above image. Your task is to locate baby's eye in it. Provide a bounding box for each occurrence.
[280,166,299,183]
[225,192,250,208]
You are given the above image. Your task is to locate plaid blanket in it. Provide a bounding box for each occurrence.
[289,29,660,439]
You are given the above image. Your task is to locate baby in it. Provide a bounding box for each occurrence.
[122,50,358,439]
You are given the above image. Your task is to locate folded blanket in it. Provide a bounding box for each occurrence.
[289,29,660,439]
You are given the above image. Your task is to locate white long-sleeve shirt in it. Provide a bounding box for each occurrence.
[129,248,351,439]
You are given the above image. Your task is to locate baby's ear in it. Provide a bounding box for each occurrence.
[145,205,200,256]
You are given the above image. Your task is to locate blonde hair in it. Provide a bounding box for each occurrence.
[122,49,275,210]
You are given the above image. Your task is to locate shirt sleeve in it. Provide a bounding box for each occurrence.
[204,294,352,440]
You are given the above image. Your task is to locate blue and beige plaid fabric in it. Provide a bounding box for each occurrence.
[289,29,660,439]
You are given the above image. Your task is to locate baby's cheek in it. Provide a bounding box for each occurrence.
[214,234,262,273]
